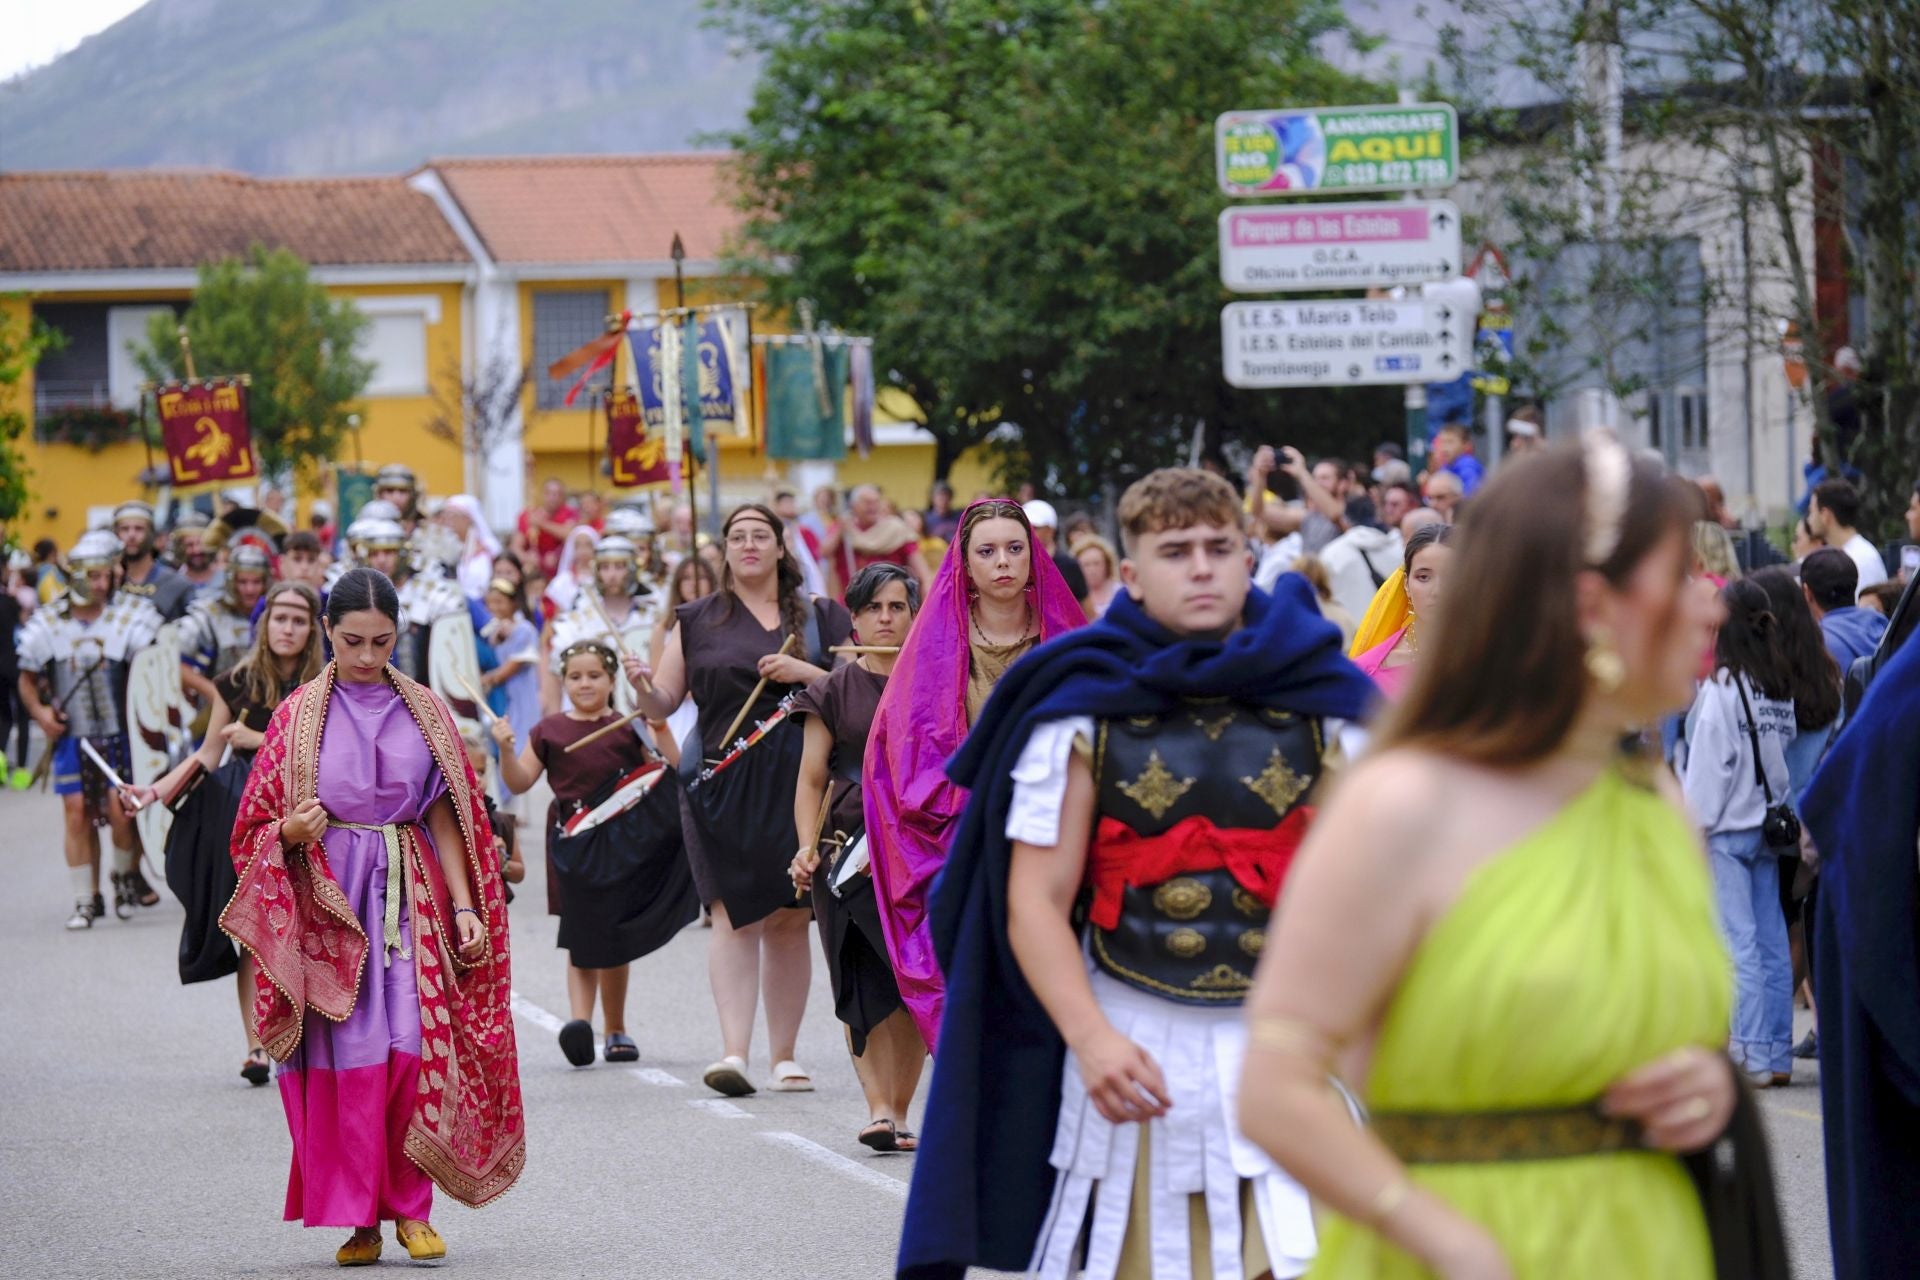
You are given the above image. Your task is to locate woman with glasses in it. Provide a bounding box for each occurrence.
[627,503,852,1096]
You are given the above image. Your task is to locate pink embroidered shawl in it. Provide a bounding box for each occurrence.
[221,663,525,1208]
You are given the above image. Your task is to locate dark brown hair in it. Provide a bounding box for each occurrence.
[1748,566,1840,731]
[957,500,1034,589]
[719,503,809,644]
[663,554,719,633]
[1374,442,1698,766]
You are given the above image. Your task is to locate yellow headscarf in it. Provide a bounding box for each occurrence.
[1348,566,1412,659]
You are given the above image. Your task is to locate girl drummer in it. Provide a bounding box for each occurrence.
[627,502,853,1097]
[789,562,924,1152]
[494,639,695,1067]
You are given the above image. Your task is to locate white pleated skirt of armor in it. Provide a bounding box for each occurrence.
[1028,969,1316,1280]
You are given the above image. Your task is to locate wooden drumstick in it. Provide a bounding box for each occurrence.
[585,593,654,693]
[717,634,799,751]
[828,645,900,656]
[563,706,648,754]
[454,673,498,727]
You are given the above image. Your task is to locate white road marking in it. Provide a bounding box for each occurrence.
[511,989,905,1201]
[758,1131,909,1199]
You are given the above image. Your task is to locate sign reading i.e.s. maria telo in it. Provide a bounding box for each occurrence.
[1221,298,1475,388]
[1219,200,1461,291]
[1215,103,1459,197]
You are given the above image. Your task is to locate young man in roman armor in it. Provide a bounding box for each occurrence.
[358,516,465,684]
[111,500,192,622]
[16,530,168,929]
[167,510,226,608]
[899,467,1376,1280]
[373,463,423,539]
[547,533,659,715]
[177,544,272,691]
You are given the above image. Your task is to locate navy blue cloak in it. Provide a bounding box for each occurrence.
[896,578,1376,1279]
[1800,626,1920,1279]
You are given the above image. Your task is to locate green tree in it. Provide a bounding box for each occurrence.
[716,0,1386,495]
[0,301,58,531]
[134,245,373,479]
[1444,0,1920,533]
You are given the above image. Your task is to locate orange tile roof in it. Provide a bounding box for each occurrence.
[0,170,470,272]
[427,153,742,265]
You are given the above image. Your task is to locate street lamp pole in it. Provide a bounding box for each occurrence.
[671,231,722,537]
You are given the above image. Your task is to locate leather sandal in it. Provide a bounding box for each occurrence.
[241,1047,271,1086]
[395,1219,446,1261]
[604,1031,639,1063]
[335,1229,381,1266]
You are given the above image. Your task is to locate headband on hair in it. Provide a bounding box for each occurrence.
[1581,432,1631,567]
[487,577,519,599]
[557,639,618,671]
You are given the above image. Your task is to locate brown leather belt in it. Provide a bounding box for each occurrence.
[1371,1103,1645,1164]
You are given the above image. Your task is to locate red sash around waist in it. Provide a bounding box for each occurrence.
[1085,806,1313,930]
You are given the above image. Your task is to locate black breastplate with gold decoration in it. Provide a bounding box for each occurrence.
[1087,702,1323,1005]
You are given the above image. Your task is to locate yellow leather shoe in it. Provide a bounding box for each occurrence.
[395,1219,447,1262]
[335,1230,382,1266]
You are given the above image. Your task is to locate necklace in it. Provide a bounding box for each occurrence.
[970,598,1034,648]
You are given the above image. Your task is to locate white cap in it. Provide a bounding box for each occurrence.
[1834,346,1862,373]
[1505,417,1541,438]
[309,499,333,519]
[1021,499,1059,529]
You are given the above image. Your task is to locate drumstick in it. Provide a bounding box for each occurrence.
[795,780,835,901]
[829,645,900,656]
[454,673,499,727]
[585,594,654,693]
[563,706,647,754]
[718,634,799,752]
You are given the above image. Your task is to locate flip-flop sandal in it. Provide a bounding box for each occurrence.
[604,1032,639,1063]
[703,1055,756,1097]
[241,1048,271,1087]
[895,1130,919,1152]
[769,1059,814,1092]
[859,1119,901,1152]
[558,1019,596,1067]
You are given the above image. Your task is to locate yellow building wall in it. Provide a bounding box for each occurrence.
[4,281,467,548]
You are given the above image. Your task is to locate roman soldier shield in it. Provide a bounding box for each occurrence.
[428,610,485,732]
[127,623,192,853]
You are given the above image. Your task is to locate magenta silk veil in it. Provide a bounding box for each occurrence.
[862,502,1087,1050]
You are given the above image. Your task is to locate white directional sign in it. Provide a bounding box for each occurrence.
[1219,200,1461,291]
[1221,297,1475,388]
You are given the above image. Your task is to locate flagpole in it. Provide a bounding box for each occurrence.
[177,326,197,381]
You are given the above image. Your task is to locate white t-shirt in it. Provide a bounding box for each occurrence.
[1841,533,1888,599]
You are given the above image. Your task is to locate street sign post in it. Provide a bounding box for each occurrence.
[1219,200,1461,291]
[1216,103,1459,197]
[1221,297,1475,389]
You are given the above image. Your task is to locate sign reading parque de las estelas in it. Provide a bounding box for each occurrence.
[1216,103,1459,197]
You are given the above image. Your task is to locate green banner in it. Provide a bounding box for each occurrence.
[1216,103,1458,197]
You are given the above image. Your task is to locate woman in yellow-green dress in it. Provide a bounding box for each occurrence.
[1239,439,1763,1280]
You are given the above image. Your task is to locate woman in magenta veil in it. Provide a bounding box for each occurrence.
[863,499,1084,1050]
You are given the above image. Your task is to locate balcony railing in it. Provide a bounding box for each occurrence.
[34,379,115,417]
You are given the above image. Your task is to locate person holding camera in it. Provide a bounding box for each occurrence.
[1680,578,1799,1088]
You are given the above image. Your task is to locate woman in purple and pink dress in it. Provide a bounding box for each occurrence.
[224,569,524,1267]
[1350,523,1455,699]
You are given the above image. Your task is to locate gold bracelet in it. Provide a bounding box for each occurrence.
[1366,1175,1414,1228]
[1248,1015,1336,1063]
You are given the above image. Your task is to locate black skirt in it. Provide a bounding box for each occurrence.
[548,770,699,969]
[680,721,812,928]
[810,828,903,1056]
[164,755,252,985]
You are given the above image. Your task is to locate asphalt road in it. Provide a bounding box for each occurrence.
[0,781,1835,1279]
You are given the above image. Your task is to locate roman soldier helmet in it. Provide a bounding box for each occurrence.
[66,529,121,605]
[222,544,275,612]
[604,506,653,540]
[374,464,421,520]
[356,498,403,524]
[592,533,641,596]
[111,500,158,557]
[347,517,408,569]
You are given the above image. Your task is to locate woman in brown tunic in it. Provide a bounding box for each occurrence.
[495,640,696,1067]
[790,563,923,1152]
[628,503,852,1096]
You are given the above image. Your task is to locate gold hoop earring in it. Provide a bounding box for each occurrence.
[1585,637,1626,693]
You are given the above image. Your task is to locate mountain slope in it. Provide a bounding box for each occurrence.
[0,0,753,174]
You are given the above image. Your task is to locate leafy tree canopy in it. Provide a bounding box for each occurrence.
[716,0,1391,496]
[135,245,373,480]
[0,302,58,532]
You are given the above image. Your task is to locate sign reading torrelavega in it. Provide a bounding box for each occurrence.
[1216,103,1459,197]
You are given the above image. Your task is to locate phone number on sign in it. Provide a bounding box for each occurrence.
[1329,159,1452,187]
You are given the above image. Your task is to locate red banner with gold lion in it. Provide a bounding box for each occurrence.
[156,379,257,487]
[607,388,674,489]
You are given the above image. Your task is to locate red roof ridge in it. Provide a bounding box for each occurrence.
[421,151,734,171]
